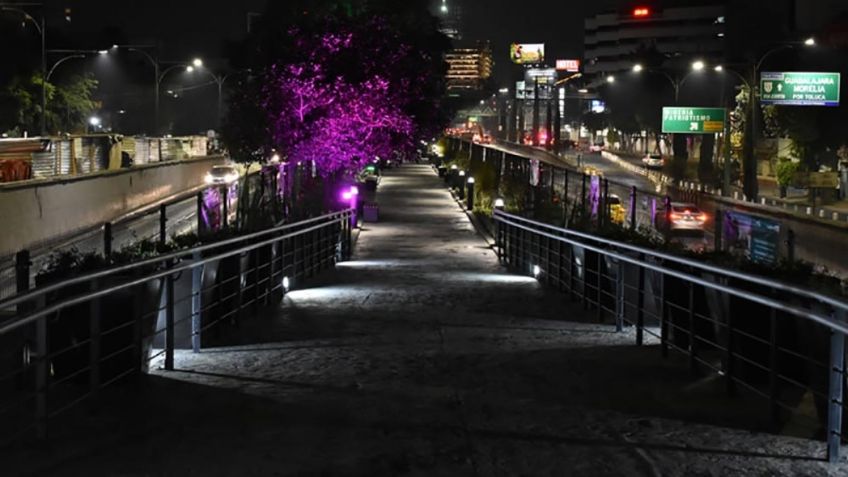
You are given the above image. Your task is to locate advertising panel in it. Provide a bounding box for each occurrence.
[661,107,726,134]
[761,72,840,107]
[524,68,557,84]
[723,211,781,265]
[510,43,545,64]
[556,59,581,72]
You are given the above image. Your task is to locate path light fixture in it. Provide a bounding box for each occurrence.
[282,276,290,292]
[804,37,816,46]
[606,75,615,83]
[494,198,505,210]
[466,177,475,210]
[632,64,643,73]
[533,265,541,278]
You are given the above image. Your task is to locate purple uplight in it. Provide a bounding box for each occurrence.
[350,186,360,196]
[341,191,353,201]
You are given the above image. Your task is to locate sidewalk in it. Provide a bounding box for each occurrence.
[3,164,844,475]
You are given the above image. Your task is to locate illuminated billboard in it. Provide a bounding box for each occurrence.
[556,59,581,72]
[510,43,545,65]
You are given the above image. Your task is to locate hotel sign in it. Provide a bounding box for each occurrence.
[761,72,840,107]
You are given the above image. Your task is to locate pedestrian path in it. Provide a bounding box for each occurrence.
[5,164,844,476]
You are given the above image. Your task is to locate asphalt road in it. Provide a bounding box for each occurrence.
[479,142,845,274]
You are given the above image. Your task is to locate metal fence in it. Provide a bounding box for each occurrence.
[0,209,353,444]
[494,209,847,463]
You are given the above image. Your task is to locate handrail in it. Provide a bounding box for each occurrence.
[494,209,848,315]
[494,211,848,335]
[0,210,351,335]
[0,209,353,310]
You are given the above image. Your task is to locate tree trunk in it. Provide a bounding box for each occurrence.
[698,134,715,183]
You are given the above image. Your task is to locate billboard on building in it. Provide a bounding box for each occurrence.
[556,59,581,72]
[524,68,557,84]
[510,43,545,64]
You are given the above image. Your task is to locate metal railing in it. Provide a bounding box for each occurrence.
[493,209,847,463]
[0,209,353,444]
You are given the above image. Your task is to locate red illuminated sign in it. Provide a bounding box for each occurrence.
[556,59,581,72]
[633,7,651,17]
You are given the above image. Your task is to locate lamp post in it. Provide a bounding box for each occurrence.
[2,3,46,135]
[189,63,250,127]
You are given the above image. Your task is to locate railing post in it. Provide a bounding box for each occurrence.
[596,252,603,322]
[636,255,645,346]
[196,191,204,236]
[768,304,780,424]
[89,279,101,397]
[615,259,624,332]
[630,186,637,230]
[35,308,47,439]
[221,186,229,229]
[660,273,669,358]
[581,173,587,215]
[103,222,113,259]
[164,272,175,371]
[827,322,845,464]
[159,204,167,245]
[191,252,203,353]
[714,208,723,252]
[687,280,698,376]
[15,250,30,312]
[725,302,736,396]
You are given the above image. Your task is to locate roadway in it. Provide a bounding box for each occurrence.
[0,195,201,300]
[478,140,846,275]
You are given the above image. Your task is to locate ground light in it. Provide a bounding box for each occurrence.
[533,265,541,278]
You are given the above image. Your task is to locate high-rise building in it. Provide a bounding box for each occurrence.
[445,42,493,94]
[584,3,726,75]
[436,0,463,40]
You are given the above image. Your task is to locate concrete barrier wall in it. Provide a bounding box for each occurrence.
[0,156,225,257]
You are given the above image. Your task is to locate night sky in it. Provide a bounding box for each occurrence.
[30,0,624,133]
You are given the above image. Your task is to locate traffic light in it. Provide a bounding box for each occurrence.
[633,7,651,18]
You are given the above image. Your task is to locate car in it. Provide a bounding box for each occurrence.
[590,143,605,153]
[205,165,240,185]
[607,194,626,225]
[642,154,665,169]
[667,202,708,232]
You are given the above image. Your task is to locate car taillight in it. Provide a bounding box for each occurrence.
[697,213,707,221]
[670,213,683,221]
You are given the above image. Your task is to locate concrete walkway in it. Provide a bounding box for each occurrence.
[5,164,845,476]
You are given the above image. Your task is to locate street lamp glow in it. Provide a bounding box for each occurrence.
[88,116,101,127]
[578,88,589,94]
[97,49,109,55]
[192,58,203,67]
[186,65,195,73]
[532,265,541,278]
[804,37,816,46]
[692,60,705,71]
[714,65,724,72]
[632,64,643,73]
[606,75,615,83]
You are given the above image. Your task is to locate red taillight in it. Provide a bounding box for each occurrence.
[670,213,683,222]
[698,213,708,222]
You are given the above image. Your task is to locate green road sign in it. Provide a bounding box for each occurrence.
[761,72,841,107]
[661,107,726,134]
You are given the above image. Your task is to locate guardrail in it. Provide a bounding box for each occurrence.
[493,208,847,463]
[0,209,353,444]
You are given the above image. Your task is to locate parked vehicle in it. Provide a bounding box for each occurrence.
[642,154,665,169]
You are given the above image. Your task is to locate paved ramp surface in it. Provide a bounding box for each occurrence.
[5,164,845,476]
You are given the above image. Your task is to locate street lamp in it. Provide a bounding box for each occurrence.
[606,75,615,83]
[2,4,46,135]
[804,37,816,46]
[632,64,643,73]
[692,60,706,71]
